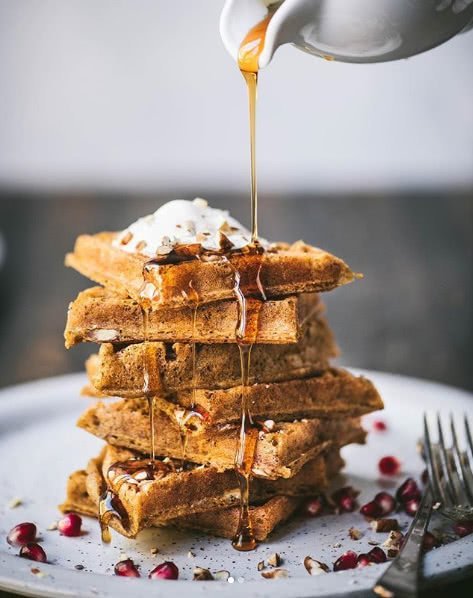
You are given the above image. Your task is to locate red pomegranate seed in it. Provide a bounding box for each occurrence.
[422,532,440,551]
[149,561,179,580]
[357,554,372,567]
[396,478,421,503]
[114,559,140,577]
[333,550,358,572]
[404,498,420,516]
[368,547,387,563]
[378,456,401,476]
[374,491,396,515]
[58,513,82,537]
[454,520,473,538]
[302,496,325,517]
[7,523,37,546]
[19,543,47,563]
[373,420,387,432]
[331,487,359,513]
[360,500,383,519]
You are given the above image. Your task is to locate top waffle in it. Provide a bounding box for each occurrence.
[66,232,357,308]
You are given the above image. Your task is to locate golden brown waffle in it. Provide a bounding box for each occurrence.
[66,233,357,307]
[86,312,337,397]
[60,446,343,539]
[65,287,321,347]
[77,401,365,478]
[83,367,383,424]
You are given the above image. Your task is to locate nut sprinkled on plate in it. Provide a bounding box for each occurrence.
[257,560,265,571]
[261,568,289,579]
[304,556,329,575]
[371,518,399,533]
[267,553,282,567]
[349,527,363,540]
[214,570,230,581]
[46,521,58,531]
[150,547,159,555]
[8,497,23,509]
[193,566,214,581]
[373,585,394,598]
[383,530,404,557]
[187,550,195,558]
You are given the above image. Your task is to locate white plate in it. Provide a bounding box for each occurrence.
[0,370,472,597]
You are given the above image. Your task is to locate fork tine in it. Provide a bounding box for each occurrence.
[423,413,446,505]
[450,414,473,504]
[465,415,473,465]
[436,413,459,505]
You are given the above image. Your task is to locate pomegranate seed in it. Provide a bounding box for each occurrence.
[422,532,440,551]
[333,550,358,572]
[149,561,179,580]
[396,478,421,503]
[7,523,37,546]
[19,543,47,563]
[58,513,82,537]
[360,500,383,519]
[357,554,372,567]
[302,496,325,517]
[368,547,387,563]
[404,498,420,516]
[331,486,359,513]
[373,420,387,431]
[454,520,473,538]
[378,456,401,476]
[114,559,140,577]
[374,491,396,515]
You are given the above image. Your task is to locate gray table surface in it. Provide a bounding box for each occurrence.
[0,190,471,391]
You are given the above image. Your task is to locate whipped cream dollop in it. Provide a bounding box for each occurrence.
[114,198,268,257]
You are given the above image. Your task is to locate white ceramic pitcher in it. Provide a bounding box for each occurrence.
[220,0,473,66]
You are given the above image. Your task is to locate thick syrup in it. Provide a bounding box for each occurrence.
[229,11,273,552]
[99,457,171,542]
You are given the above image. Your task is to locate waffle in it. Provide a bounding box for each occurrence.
[83,367,383,424]
[86,311,337,397]
[60,446,344,539]
[77,401,365,479]
[65,287,321,347]
[66,233,357,307]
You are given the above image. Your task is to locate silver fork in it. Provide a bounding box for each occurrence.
[373,413,473,598]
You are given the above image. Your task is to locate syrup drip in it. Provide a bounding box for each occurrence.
[230,9,273,552]
[230,248,266,551]
[99,458,171,542]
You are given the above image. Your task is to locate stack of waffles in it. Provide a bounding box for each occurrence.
[60,201,383,547]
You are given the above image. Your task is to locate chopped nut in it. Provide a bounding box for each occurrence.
[46,521,58,531]
[89,328,119,342]
[383,530,404,557]
[371,519,399,533]
[30,568,47,578]
[193,566,214,581]
[8,497,23,508]
[373,585,394,598]
[349,527,363,540]
[214,570,230,581]
[368,539,381,546]
[136,240,147,251]
[120,231,132,245]
[304,556,329,576]
[187,550,195,558]
[267,553,282,567]
[263,419,275,432]
[261,568,289,579]
[257,560,265,571]
[150,547,159,555]
[332,542,341,548]
[156,244,172,256]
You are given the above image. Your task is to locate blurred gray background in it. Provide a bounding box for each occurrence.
[0,1,472,391]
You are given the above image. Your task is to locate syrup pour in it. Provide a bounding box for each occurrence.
[230,10,273,552]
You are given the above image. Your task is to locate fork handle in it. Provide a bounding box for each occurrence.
[372,490,433,598]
